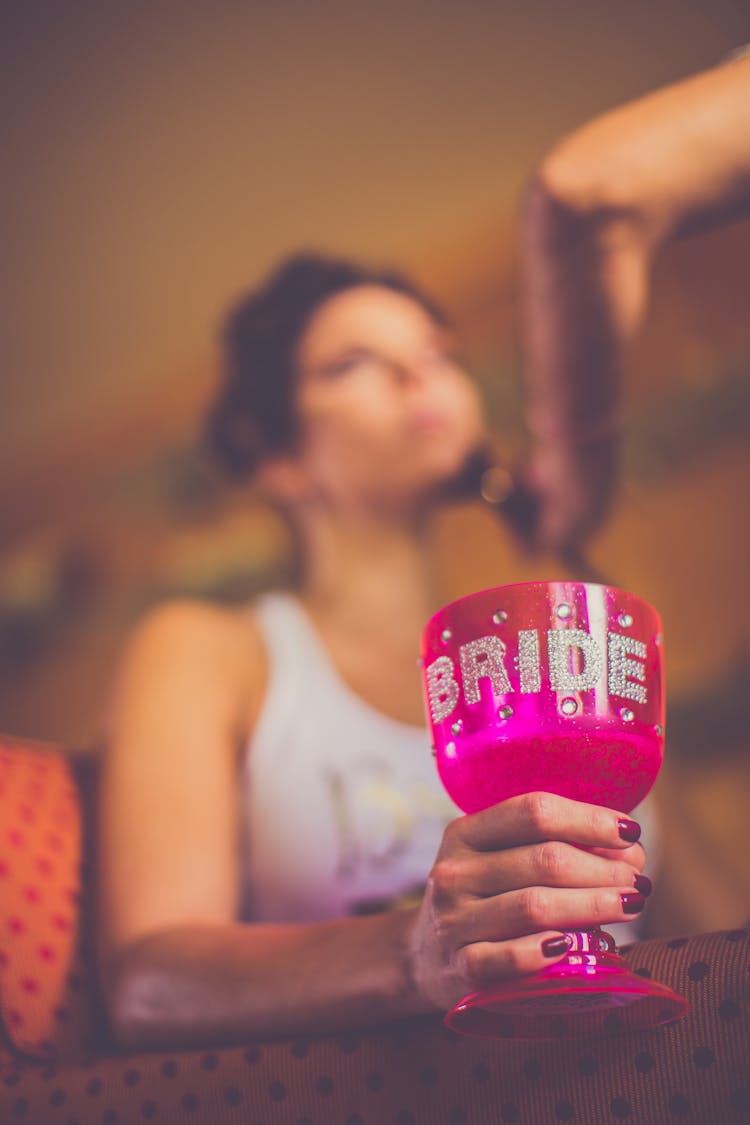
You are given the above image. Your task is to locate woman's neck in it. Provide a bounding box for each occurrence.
[296,504,437,646]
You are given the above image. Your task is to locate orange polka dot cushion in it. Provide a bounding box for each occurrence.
[0,735,94,1060]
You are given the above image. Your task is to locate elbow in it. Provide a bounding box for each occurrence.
[521,158,605,251]
[527,144,604,218]
[522,147,647,255]
[520,163,596,260]
[101,943,175,1051]
[101,932,233,1051]
[103,955,154,1050]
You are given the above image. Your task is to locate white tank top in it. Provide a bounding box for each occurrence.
[237,591,458,922]
[237,590,657,942]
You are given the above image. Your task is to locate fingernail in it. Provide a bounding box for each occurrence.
[541,934,573,958]
[618,818,641,843]
[621,892,645,914]
[634,874,652,898]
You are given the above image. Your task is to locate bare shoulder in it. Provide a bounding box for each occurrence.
[108,597,269,741]
[124,596,264,659]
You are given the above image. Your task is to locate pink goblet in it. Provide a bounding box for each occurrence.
[421,581,689,1039]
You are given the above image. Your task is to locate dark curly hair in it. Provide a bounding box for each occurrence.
[205,251,450,479]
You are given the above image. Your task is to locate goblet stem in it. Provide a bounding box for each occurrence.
[561,928,617,956]
[444,927,689,1040]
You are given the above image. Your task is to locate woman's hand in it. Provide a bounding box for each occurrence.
[406,791,647,1012]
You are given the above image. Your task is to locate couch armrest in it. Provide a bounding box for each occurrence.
[2,928,748,1125]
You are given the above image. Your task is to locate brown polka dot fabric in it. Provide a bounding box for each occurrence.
[1,930,749,1125]
[1,734,749,1123]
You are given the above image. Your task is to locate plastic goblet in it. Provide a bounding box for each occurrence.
[421,580,689,1039]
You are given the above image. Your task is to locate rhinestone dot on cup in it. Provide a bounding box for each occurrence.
[560,697,578,716]
[556,603,573,620]
[492,610,508,625]
[440,628,452,643]
[617,612,634,628]
[451,720,463,736]
[497,704,514,720]
[620,707,635,723]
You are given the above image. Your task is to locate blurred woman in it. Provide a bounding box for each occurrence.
[96,255,648,1048]
[98,46,750,1046]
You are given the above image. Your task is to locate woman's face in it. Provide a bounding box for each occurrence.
[287,284,486,515]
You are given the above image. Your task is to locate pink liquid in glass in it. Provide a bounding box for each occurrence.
[437,726,662,816]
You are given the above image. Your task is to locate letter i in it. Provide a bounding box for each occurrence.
[519,630,541,693]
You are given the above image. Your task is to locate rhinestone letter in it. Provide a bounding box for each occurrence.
[460,636,512,705]
[548,629,604,693]
[426,656,460,723]
[518,629,542,693]
[608,632,647,704]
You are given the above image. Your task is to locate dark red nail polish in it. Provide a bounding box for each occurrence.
[621,892,645,914]
[634,874,652,898]
[542,935,573,958]
[618,818,641,843]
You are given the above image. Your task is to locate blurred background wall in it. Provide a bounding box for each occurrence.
[1,1,749,929]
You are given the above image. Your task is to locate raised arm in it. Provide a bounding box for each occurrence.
[518,53,750,551]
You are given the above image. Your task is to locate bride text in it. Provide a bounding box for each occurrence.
[426,628,648,724]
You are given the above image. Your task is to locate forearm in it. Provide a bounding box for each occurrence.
[520,176,649,443]
[104,909,434,1049]
[514,177,652,549]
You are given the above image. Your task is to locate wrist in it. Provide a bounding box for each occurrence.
[396,906,445,1016]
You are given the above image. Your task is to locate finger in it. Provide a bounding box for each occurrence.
[590,842,646,870]
[452,791,642,854]
[456,930,573,988]
[453,841,644,898]
[452,884,646,945]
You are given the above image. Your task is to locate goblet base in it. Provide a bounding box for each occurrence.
[445,930,690,1040]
